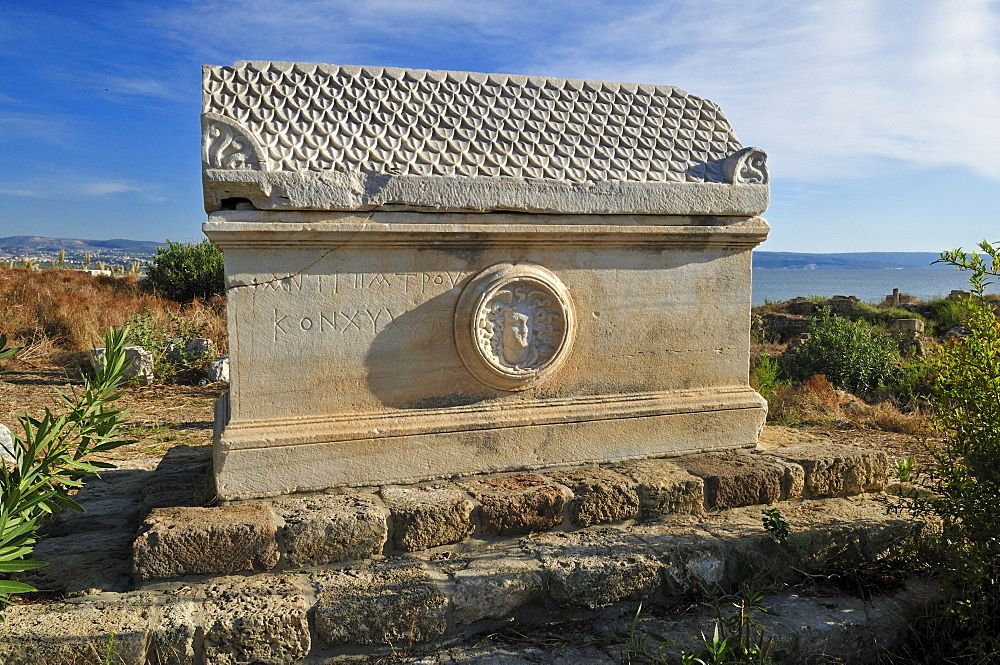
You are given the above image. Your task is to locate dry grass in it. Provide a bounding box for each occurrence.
[0,267,226,367]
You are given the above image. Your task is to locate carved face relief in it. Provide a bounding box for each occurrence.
[456,263,575,391]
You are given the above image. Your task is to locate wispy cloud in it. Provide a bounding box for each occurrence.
[522,0,1000,182]
[0,176,167,202]
[144,0,1000,184]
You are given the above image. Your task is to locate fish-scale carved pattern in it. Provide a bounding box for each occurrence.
[203,62,745,184]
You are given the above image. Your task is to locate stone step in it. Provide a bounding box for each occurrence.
[131,442,889,582]
[2,494,920,664]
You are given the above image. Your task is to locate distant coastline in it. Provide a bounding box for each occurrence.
[753,251,949,270]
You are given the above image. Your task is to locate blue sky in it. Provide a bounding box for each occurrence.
[2,0,999,252]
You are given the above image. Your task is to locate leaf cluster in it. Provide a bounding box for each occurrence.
[0,328,133,607]
[894,240,1000,660]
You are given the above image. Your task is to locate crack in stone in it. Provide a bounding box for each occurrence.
[225,214,372,291]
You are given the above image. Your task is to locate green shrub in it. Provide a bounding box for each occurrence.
[750,355,788,407]
[0,328,132,611]
[145,239,224,303]
[927,297,971,333]
[779,310,900,399]
[850,302,924,328]
[893,240,1000,661]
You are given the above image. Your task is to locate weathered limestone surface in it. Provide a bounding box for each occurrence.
[772,443,888,497]
[615,458,705,517]
[312,559,449,646]
[381,485,475,551]
[545,468,640,526]
[679,453,783,509]
[274,492,388,566]
[132,504,278,580]
[202,63,768,215]
[203,62,770,500]
[201,575,310,665]
[0,596,152,665]
[524,530,662,609]
[460,473,566,536]
[449,554,544,626]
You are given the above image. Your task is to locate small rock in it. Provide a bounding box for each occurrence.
[89,345,154,385]
[0,422,16,465]
[208,355,230,382]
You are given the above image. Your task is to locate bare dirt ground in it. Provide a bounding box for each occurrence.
[0,364,932,468]
[0,365,224,461]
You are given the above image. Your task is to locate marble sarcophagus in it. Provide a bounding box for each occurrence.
[202,62,770,500]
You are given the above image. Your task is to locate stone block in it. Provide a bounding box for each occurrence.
[526,530,662,609]
[132,504,278,581]
[890,318,925,333]
[637,527,727,596]
[166,337,216,362]
[0,594,152,665]
[381,484,475,551]
[202,575,310,665]
[615,458,705,517]
[544,467,640,526]
[460,474,566,536]
[678,453,782,509]
[274,492,387,566]
[89,344,154,385]
[152,589,201,665]
[756,453,806,501]
[451,555,543,625]
[312,558,449,646]
[772,443,888,497]
[208,354,230,382]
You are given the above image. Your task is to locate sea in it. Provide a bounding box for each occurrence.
[751,268,996,306]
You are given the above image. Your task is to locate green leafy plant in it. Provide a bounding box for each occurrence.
[0,328,132,611]
[927,296,972,334]
[628,588,774,665]
[894,456,915,482]
[780,309,900,399]
[749,356,788,408]
[144,239,224,303]
[761,508,790,545]
[892,240,1000,661]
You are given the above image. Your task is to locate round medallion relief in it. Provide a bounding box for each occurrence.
[455,263,575,391]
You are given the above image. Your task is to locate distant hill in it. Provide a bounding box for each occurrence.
[754,252,949,270]
[0,236,165,257]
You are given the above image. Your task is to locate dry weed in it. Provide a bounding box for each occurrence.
[0,268,226,367]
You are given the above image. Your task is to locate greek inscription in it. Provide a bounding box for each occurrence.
[255,271,466,295]
[270,308,453,341]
